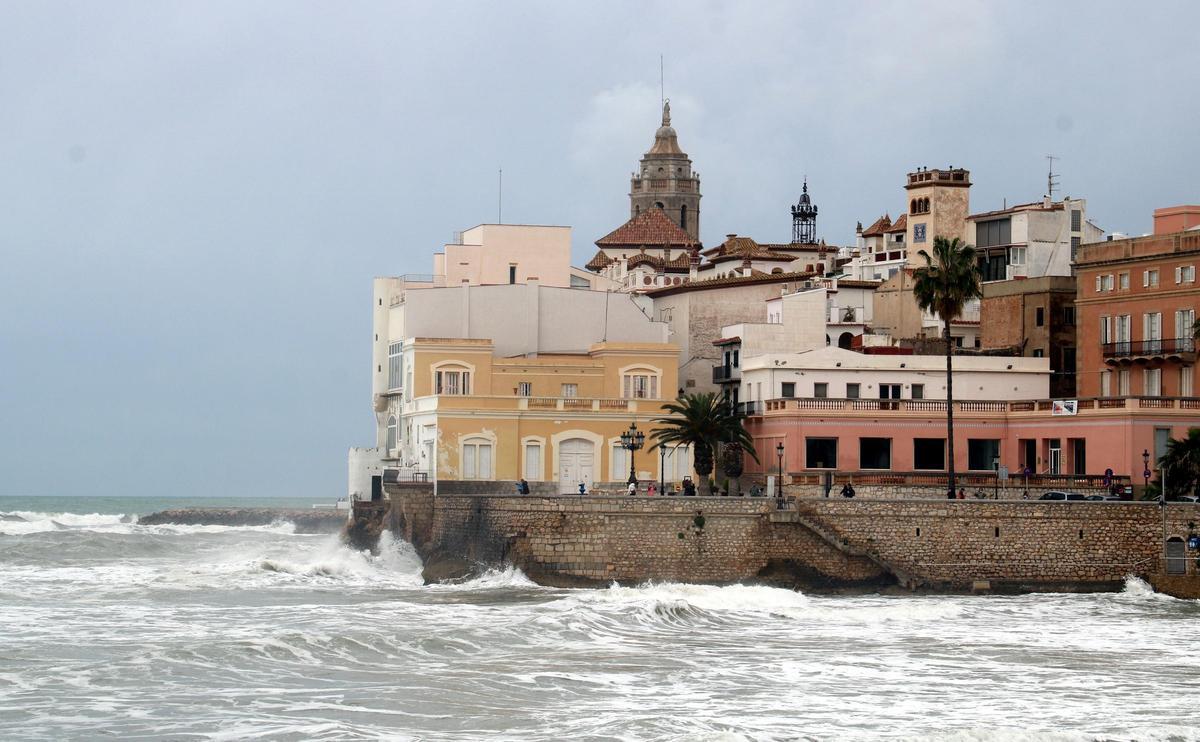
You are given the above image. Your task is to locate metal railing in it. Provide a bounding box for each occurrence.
[1102,337,1195,358]
[761,396,1200,415]
[712,365,739,383]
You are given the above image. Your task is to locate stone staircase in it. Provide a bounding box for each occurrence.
[772,507,917,588]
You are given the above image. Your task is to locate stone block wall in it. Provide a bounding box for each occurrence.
[385,485,1200,593]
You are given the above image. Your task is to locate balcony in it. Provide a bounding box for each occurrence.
[1103,337,1196,364]
[738,400,762,417]
[712,365,740,384]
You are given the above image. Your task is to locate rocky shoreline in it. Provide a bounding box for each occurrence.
[139,508,347,534]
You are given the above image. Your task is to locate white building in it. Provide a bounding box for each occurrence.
[967,197,1105,282]
[738,347,1050,408]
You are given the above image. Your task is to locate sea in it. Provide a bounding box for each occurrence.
[1,495,1198,741]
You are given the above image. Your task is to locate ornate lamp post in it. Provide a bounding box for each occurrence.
[621,422,645,487]
[1142,449,1151,495]
[775,441,785,507]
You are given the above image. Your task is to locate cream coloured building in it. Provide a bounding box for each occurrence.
[367,281,692,492]
[388,339,686,492]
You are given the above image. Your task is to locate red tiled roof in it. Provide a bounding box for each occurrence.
[713,336,741,346]
[886,214,907,233]
[644,270,818,298]
[861,214,892,237]
[584,250,612,271]
[596,207,695,248]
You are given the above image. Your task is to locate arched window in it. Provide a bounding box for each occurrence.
[385,416,397,452]
[635,205,641,216]
[620,364,662,399]
[680,204,688,230]
[922,197,930,213]
[654,201,665,210]
[771,267,783,274]
[432,361,474,395]
[911,199,917,214]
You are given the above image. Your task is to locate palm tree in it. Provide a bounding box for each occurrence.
[720,441,745,496]
[1159,428,1200,500]
[913,236,982,498]
[652,392,757,495]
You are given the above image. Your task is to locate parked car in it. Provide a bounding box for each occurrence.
[1039,491,1087,501]
[1085,494,1123,501]
[1176,495,1199,503]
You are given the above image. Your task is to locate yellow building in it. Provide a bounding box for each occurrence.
[383,338,687,493]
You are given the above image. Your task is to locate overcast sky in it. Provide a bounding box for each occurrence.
[2,1,1197,499]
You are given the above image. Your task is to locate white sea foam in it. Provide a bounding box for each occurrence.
[0,511,134,536]
[431,564,543,591]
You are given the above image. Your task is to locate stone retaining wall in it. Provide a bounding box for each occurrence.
[385,486,1200,594]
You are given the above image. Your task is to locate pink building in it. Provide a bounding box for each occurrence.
[744,396,1199,487]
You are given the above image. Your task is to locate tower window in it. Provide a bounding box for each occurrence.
[681,204,688,230]
[509,265,517,284]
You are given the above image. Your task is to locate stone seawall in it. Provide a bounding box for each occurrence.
[386,486,1200,594]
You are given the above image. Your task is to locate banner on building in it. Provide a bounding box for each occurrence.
[1051,400,1078,416]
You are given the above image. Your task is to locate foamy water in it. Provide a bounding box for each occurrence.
[1,503,1198,741]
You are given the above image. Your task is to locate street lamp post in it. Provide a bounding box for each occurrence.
[775,441,785,508]
[621,422,645,488]
[659,444,667,496]
[1142,449,1151,496]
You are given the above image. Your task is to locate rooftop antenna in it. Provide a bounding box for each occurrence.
[498,168,503,224]
[660,54,664,107]
[1046,154,1059,199]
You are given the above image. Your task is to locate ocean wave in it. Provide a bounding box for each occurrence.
[429,564,543,591]
[252,532,423,587]
[0,511,135,536]
[1118,575,1190,602]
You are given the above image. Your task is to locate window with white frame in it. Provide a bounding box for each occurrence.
[517,381,532,397]
[1099,316,1111,344]
[1118,368,1131,396]
[1009,246,1026,266]
[1100,370,1112,397]
[1176,265,1196,284]
[385,416,397,452]
[1182,367,1194,397]
[1119,272,1130,290]
[387,342,403,390]
[561,383,578,398]
[462,438,493,479]
[1144,312,1162,353]
[1115,315,1131,352]
[435,367,471,395]
[1176,309,1195,347]
[622,371,659,399]
[1145,368,1162,397]
[1144,269,1159,288]
[524,442,544,481]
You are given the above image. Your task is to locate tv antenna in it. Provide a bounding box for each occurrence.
[498,168,503,224]
[1046,154,1059,199]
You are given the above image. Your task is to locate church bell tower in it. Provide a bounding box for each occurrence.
[791,179,818,244]
[629,101,702,242]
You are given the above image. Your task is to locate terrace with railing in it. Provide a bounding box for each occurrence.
[1103,337,1196,362]
[757,396,1200,417]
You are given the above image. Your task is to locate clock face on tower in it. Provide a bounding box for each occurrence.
[914,223,927,243]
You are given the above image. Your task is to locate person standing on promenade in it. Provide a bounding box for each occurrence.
[647,483,657,497]
[627,481,637,496]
